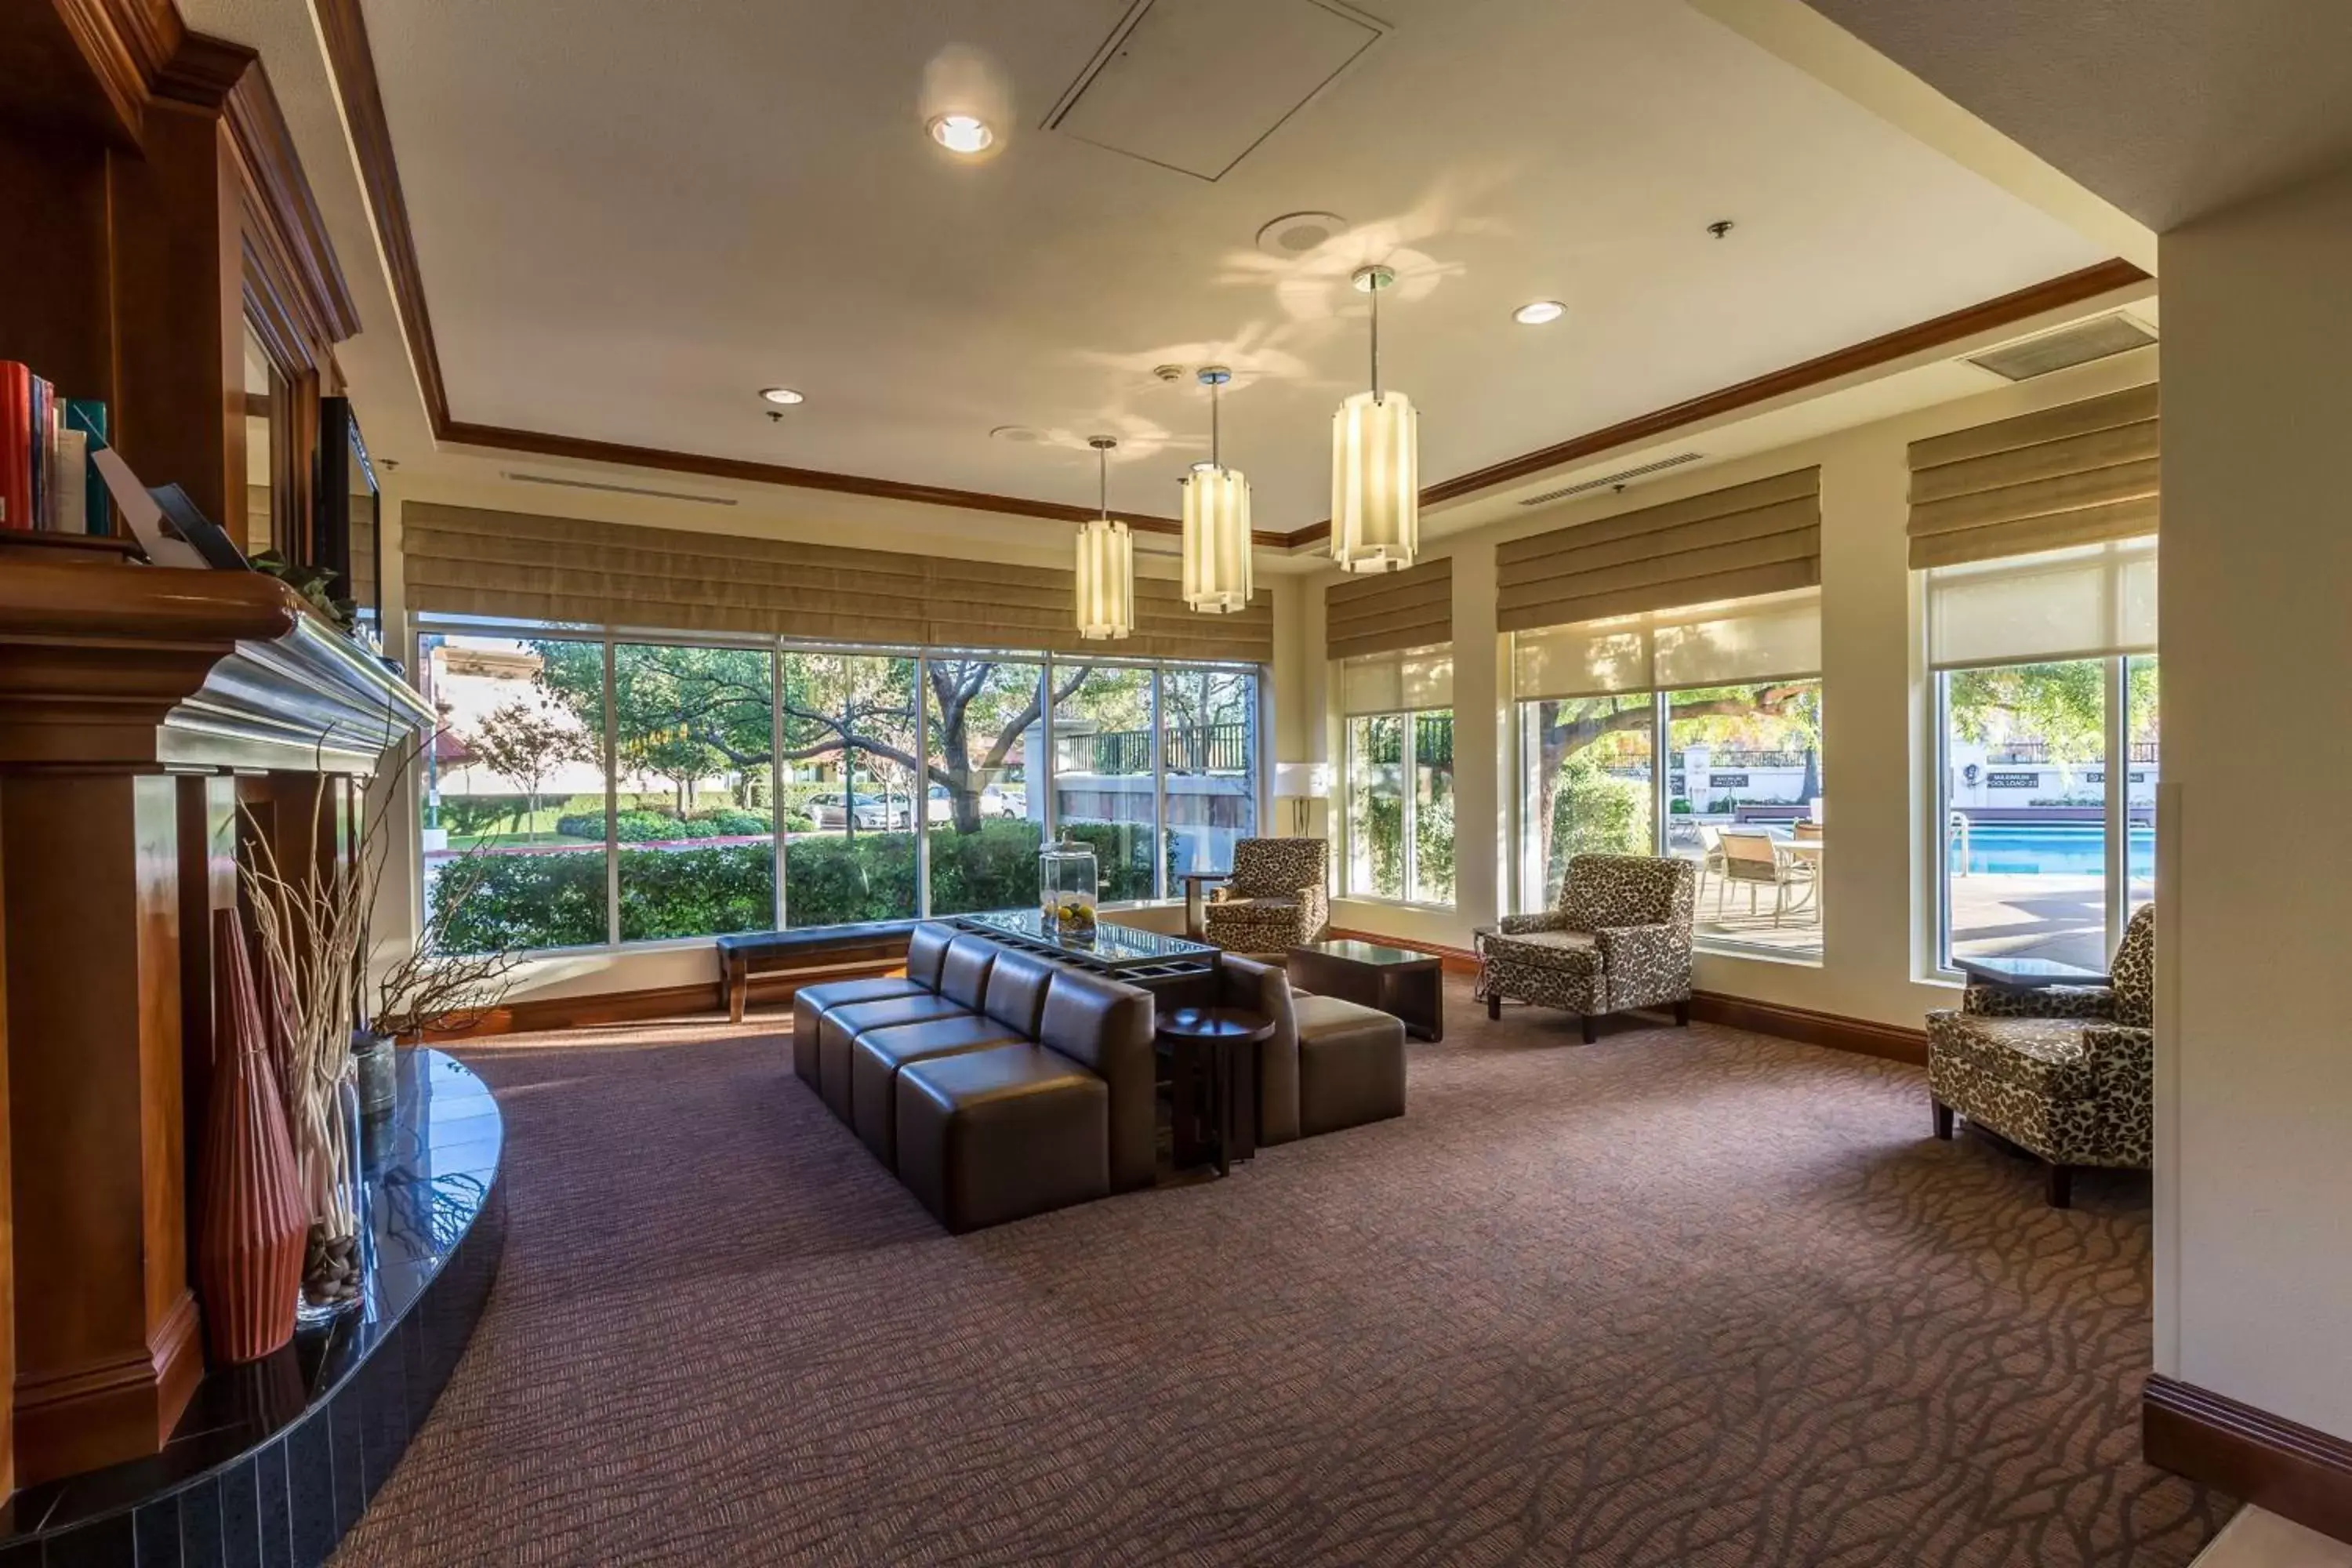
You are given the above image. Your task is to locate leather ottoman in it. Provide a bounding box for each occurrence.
[895,1044,1109,1233]
[1294,994,1407,1137]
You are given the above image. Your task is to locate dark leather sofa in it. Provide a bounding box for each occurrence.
[792,924,1156,1232]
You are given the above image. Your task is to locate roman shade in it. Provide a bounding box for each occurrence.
[1906,383,2158,568]
[403,503,1272,663]
[1926,539,2156,670]
[1512,588,1821,701]
[1339,645,1454,716]
[1325,555,1450,660]
[1496,468,1820,634]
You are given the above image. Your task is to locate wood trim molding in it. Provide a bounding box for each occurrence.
[1279,257,2154,550]
[308,0,1214,543]
[227,60,361,360]
[434,960,903,1040]
[314,0,447,444]
[2145,1375,2352,1546]
[307,0,2142,553]
[438,419,1269,543]
[1687,989,1928,1065]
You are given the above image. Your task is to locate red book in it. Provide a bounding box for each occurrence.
[0,362,31,531]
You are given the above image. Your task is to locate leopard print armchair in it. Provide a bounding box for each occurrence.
[1473,854,1695,1042]
[1203,837,1330,953]
[1926,903,2155,1208]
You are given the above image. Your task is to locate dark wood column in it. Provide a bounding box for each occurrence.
[1,775,203,1485]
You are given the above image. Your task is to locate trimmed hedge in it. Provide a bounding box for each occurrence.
[434,818,1174,953]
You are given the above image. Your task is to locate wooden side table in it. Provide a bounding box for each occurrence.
[1178,871,1229,939]
[1156,1007,1273,1177]
[1287,939,1445,1041]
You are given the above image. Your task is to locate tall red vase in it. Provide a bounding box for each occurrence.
[195,910,307,1364]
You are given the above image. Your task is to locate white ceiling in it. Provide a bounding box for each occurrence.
[1806,0,2352,232]
[345,0,2109,530]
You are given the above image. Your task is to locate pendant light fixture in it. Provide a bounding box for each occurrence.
[1180,365,1254,614]
[1330,263,1419,573]
[1074,435,1134,641]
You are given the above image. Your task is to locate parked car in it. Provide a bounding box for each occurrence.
[806,792,894,831]
[924,782,1026,822]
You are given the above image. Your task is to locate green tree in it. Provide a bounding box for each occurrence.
[1528,684,1812,882]
[1945,659,2158,759]
[528,643,1094,840]
[467,697,593,833]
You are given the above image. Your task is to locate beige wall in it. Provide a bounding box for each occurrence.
[2154,160,2352,1439]
[1319,347,2158,1029]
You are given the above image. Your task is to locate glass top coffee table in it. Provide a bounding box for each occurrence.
[955,909,1221,983]
[1286,938,1445,1041]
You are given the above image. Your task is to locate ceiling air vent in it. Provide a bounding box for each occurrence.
[500,472,738,506]
[1519,452,1706,507]
[1965,312,2157,382]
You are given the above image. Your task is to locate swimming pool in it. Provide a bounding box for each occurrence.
[1952,822,2154,879]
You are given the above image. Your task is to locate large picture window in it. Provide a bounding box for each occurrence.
[416,624,1263,953]
[1512,591,1823,957]
[1340,648,1455,907]
[1160,666,1261,887]
[1927,541,2157,971]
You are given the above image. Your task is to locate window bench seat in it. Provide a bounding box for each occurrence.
[715,920,920,1022]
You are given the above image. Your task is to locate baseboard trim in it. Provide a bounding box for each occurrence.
[436,959,902,1040]
[2145,1375,2352,1546]
[1684,990,1929,1065]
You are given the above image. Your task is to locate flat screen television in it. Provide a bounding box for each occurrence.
[313,396,383,646]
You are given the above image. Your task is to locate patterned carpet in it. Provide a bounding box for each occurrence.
[334,978,2230,1566]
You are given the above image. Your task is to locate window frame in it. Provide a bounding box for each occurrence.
[411,614,1269,954]
[1343,706,1456,909]
[1509,681,1824,964]
[1926,652,2144,980]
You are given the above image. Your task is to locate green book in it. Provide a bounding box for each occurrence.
[64,399,109,535]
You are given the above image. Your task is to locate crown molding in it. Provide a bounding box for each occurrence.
[439,419,1287,543]
[311,3,2147,557]
[1278,256,2152,550]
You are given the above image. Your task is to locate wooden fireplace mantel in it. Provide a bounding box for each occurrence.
[0,560,433,774]
[0,561,434,1489]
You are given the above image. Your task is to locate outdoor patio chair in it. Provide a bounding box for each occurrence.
[1925,903,2156,1207]
[1716,830,1812,924]
[1473,853,1695,1042]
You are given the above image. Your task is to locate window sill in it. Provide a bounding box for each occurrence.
[1693,941,1824,970]
[1336,894,1458,913]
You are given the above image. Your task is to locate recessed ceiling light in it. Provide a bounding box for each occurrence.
[928,114,993,154]
[1512,299,1566,327]
[989,425,1041,444]
[760,387,804,405]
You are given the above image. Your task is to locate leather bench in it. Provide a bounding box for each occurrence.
[721,918,919,1022]
[790,924,1156,1231]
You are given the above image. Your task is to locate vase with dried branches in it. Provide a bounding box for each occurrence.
[239,730,517,1318]
[242,788,374,1318]
[355,845,518,1119]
